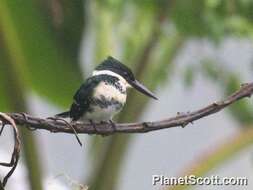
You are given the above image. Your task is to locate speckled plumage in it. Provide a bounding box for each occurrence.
[55,56,157,122]
[70,74,127,121]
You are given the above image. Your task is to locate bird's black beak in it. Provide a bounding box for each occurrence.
[130,80,158,100]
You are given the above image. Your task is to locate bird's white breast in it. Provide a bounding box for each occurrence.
[93,81,127,104]
[83,81,127,121]
[79,69,130,121]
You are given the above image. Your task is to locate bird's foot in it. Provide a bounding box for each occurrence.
[89,120,99,134]
[109,120,116,132]
[99,120,116,131]
[98,120,116,136]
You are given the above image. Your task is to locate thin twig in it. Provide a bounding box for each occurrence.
[47,117,83,146]
[1,82,252,135]
[0,113,21,188]
[0,125,5,135]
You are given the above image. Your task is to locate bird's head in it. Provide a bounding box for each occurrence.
[93,56,158,100]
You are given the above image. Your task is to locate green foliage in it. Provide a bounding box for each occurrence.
[0,48,12,111]
[201,60,253,126]
[201,59,222,80]
[171,0,253,41]
[0,1,85,190]
[0,0,83,108]
[225,75,253,125]
[1,0,253,190]
[38,0,86,60]
[172,0,207,36]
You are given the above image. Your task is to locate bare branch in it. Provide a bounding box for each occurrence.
[0,113,21,188]
[0,82,253,187]
[2,82,253,135]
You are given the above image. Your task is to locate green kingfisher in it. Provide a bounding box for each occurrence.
[56,56,157,124]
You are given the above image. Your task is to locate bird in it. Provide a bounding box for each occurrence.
[55,56,157,126]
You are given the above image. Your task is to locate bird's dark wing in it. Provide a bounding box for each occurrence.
[70,77,100,121]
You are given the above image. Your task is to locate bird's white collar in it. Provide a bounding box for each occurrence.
[92,70,131,88]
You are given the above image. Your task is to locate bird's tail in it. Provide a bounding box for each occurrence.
[55,111,70,118]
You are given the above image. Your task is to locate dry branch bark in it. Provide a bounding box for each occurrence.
[0,82,253,188]
[3,82,253,135]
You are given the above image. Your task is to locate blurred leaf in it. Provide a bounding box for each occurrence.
[204,11,225,42]
[206,0,220,8]
[171,0,253,40]
[225,75,253,125]
[0,45,27,112]
[234,0,253,20]
[0,0,83,108]
[38,0,86,61]
[120,10,156,65]
[226,16,253,38]
[0,1,86,189]
[0,44,12,111]
[94,4,114,63]
[201,59,223,80]
[172,0,207,36]
[148,33,183,88]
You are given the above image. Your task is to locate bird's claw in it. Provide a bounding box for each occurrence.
[98,120,116,136]
[109,120,116,132]
[89,120,99,133]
